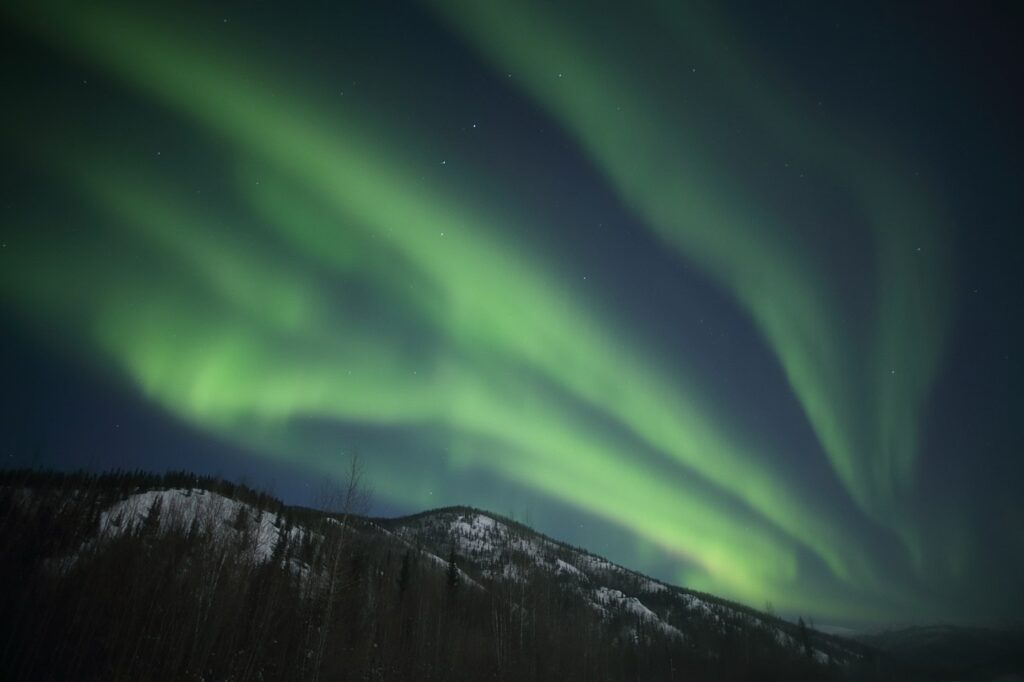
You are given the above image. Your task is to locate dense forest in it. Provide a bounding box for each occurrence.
[0,469,999,681]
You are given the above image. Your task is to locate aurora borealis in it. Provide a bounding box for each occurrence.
[1,0,1021,625]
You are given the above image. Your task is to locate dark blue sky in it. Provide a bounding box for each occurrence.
[1,0,1021,626]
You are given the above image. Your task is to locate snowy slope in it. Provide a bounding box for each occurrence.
[31,487,859,665]
[99,488,304,562]
[49,487,318,579]
[386,508,852,660]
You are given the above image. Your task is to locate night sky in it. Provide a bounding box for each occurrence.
[1,0,1022,627]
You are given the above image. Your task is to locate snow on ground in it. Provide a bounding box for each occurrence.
[398,511,693,640]
[772,626,832,664]
[775,629,796,648]
[592,587,684,639]
[21,490,850,663]
[555,558,586,579]
[399,512,546,574]
[390,516,488,591]
[93,488,317,576]
[575,553,618,577]
[415,546,487,591]
[640,578,668,594]
[100,488,298,562]
[393,509,852,658]
[680,593,719,620]
[450,513,554,559]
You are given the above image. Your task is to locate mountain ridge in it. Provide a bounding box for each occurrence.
[2,468,1018,681]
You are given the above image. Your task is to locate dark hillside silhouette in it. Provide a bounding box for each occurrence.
[0,469,998,682]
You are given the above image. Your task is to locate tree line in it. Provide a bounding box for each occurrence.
[0,468,913,681]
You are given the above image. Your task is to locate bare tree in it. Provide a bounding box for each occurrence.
[310,454,372,682]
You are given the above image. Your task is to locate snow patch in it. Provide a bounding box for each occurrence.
[555,558,585,579]
[90,488,314,574]
[592,587,683,639]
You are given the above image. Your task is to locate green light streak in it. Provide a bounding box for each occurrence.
[0,0,951,619]
[58,157,802,597]
[426,0,951,523]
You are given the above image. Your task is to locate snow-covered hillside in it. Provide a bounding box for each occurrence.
[99,488,305,562]
[7,474,1000,681]
[391,510,686,639]
[387,508,853,662]
[18,484,860,666]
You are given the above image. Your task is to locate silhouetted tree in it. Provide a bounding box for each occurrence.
[447,547,460,592]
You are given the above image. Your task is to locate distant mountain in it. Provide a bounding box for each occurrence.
[0,469,1016,681]
[856,625,1024,681]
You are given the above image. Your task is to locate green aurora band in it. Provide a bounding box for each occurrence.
[0,1,959,621]
[427,0,952,528]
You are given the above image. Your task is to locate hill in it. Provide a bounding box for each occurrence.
[0,469,1009,681]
